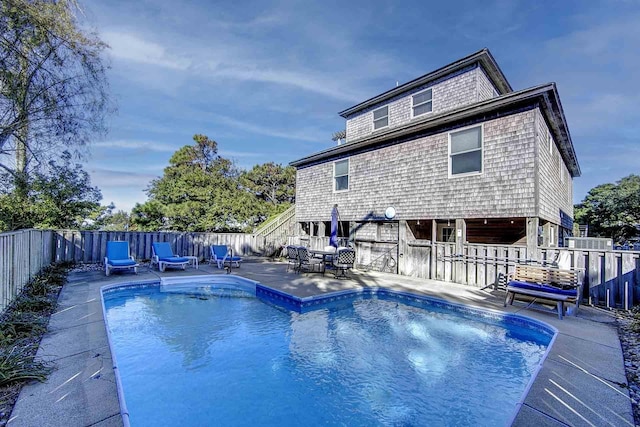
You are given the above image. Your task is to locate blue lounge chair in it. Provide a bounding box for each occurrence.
[152,242,190,272]
[210,245,242,269]
[105,241,138,276]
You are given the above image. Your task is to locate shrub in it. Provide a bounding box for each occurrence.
[0,343,52,387]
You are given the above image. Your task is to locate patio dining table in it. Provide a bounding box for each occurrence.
[308,249,337,274]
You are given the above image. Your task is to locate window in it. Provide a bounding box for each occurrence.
[412,89,432,117]
[373,106,388,130]
[441,227,455,242]
[559,157,564,183]
[548,130,553,154]
[449,125,482,176]
[334,159,349,191]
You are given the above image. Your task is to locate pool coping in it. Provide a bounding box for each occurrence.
[101,276,559,426]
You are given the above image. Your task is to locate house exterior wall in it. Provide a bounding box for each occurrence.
[296,109,538,223]
[476,66,498,101]
[536,108,574,224]
[345,65,496,142]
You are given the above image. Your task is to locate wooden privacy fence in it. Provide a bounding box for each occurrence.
[51,230,264,264]
[288,236,640,308]
[0,229,266,312]
[0,230,55,312]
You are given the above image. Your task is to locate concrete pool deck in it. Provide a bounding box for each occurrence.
[7,258,635,427]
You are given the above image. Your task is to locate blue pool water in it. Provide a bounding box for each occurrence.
[103,282,553,426]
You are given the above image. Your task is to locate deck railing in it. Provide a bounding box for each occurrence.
[287,236,640,308]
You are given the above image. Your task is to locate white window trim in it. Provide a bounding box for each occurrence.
[548,130,553,154]
[372,106,389,131]
[410,88,433,119]
[559,157,564,184]
[448,123,484,178]
[333,159,349,193]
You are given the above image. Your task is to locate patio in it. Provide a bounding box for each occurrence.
[7,258,635,426]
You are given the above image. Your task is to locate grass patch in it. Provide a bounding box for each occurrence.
[0,262,71,424]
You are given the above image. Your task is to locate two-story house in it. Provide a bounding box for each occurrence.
[290,49,579,263]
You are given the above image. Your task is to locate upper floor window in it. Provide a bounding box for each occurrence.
[559,157,564,183]
[412,88,433,117]
[334,159,349,191]
[373,106,388,130]
[548,130,553,154]
[449,125,483,176]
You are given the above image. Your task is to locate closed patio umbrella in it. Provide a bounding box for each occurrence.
[330,204,339,248]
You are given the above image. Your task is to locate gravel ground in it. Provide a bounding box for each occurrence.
[617,308,640,426]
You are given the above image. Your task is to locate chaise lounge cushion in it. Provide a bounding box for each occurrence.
[107,259,137,267]
[507,280,578,297]
[152,242,189,263]
[159,255,190,263]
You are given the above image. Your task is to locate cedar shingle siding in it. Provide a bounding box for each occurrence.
[345,66,497,142]
[536,109,574,223]
[296,109,537,222]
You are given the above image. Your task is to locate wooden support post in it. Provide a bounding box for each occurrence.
[526,217,539,262]
[398,220,408,276]
[430,220,437,279]
[625,281,630,311]
[455,219,466,283]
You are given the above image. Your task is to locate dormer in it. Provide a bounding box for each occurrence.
[340,49,512,143]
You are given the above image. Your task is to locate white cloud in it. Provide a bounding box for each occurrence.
[218,150,263,158]
[546,15,640,60]
[207,65,362,102]
[209,113,326,143]
[103,31,191,70]
[89,168,158,187]
[100,25,382,103]
[93,139,178,153]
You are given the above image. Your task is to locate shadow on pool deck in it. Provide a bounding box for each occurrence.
[7,258,635,427]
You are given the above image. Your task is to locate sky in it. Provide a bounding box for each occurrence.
[79,0,640,212]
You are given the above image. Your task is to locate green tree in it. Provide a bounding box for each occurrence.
[137,134,262,232]
[0,0,111,196]
[89,208,132,231]
[575,174,640,242]
[0,151,103,230]
[132,135,298,233]
[240,162,295,206]
[131,200,165,231]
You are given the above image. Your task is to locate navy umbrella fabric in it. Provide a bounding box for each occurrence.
[330,204,339,248]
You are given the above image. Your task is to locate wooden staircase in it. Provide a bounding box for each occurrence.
[253,205,296,256]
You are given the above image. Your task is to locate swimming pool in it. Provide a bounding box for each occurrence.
[102,276,555,426]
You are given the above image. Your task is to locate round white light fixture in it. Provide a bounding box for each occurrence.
[384,206,396,220]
